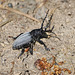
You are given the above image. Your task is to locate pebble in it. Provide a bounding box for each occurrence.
[0,43,4,47]
[68,12,72,16]
[4,41,9,45]
[66,18,70,23]
[8,3,13,8]
[17,2,19,5]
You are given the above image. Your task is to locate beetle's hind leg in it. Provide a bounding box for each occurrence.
[13,33,23,40]
[18,47,30,58]
[22,45,33,62]
[22,51,29,62]
[18,48,25,58]
[9,33,23,40]
[29,44,33,55]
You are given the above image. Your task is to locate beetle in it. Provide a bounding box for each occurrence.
[12,10,58,58]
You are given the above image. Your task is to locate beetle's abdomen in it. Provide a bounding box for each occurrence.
[12,32,32,50]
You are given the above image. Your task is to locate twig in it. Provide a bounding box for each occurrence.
[10,61,15,75]
[0,5,39,22]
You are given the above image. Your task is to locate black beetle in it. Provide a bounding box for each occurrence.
[12,10,58,58]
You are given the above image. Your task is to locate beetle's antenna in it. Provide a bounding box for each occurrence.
[48,34,61,41]
[44,14,53,31]
[48,14,53,30]
[50,25,54,32]
[41,9,49,29]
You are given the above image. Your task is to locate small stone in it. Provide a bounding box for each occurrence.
[66,18,69,23]
[68,12,72,16]
[61,0,68,3]
[0,43,4,47]
[8,3,13,8]
[4,41,9,45]
[17,2,19,5]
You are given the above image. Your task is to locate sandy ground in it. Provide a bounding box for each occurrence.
[0,0,75,75]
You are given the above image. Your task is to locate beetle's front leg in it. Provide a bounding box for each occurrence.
[37,39,50,51]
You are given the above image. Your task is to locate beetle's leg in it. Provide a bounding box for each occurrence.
[29,44,33,55]
[22,48,30,62]
[9,33,23,40]
[26,51,29,58]
[22,45,33,62]
[37,39,50,51]
[18,48,25,58]
[41,10,49,29]
[25,47,30,58]
[13,33,23,40]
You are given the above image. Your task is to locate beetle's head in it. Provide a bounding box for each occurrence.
[40,10,60,40]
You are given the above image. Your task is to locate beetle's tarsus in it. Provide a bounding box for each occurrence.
[29,49,33,55]
[22,52,29,62]
[45,47,50,51]
[29,44,33,55]
[12,37,17,40]
[26,52,29,57]
[8,36,17,40]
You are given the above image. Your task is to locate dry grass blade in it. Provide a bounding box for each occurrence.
[49,8,56,15]
[0,19,12,27]
[10,61,15,74]
[0,5,39,22]
[34,0,48,12]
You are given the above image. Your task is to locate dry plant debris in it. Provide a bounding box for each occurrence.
[0,5,39,22]
[34,0,48,12]
[0,19,12,27]
[10,61,15,74]
[34,56,71,75]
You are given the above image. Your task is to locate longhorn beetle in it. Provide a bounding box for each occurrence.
[12,10,58,58]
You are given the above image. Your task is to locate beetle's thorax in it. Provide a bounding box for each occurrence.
[30,29,48,40]
[30,29,42,38]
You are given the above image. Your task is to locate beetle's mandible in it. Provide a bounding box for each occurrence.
[12,10,57,58]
